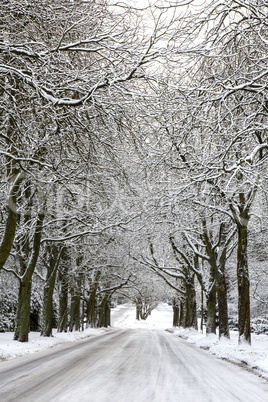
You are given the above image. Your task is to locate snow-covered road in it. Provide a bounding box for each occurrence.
[0,327,267,402]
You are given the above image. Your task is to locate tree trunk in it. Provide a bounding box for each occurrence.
[57,263,69,333]
[237,222,251,344]
[41,245,60,337]
[69,275,82,332]
[86,290,98,328]
[86,278,101,328]
[172,297,180,327]
[136,304,141,320]
[206,282,217,334]
[0,172,23,270]
[105,300,111,327]
[99,294,110,327]
[14,213,44,342]
[41,279,56,337]
[184,275,197,329]
[217,270,230,339]
[217,224,230,339]
[179,299,185,327]
[202,219,230,338]
[14,280,32,342]
[200,290,204,332]
[136,298,142,320]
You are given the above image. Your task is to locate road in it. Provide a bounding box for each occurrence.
[0,328,267,402]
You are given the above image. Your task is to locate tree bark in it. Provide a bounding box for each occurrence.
[86,271,101,328]
[179,299,185,327]
[172,297,180,327]
[69,271,83,332]
[185,275,198,329]
[202,219,230,338]
[14,280,32,342]
[99,294,110,327]
[57,262,69,333]
[206,282,217,335]
[237,222,251,344]
[14,213,44,342]
[217,270,230,339]
[0,172,23,270]
[41,245,61,337]
[69,286,81,332]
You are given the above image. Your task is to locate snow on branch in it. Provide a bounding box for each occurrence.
[0,37,157,107]
[245,144,268,164]
[0,150,53,169]
[41,214,141,243]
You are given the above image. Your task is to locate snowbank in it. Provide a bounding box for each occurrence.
[173,326,268,380]
[0,327,107,360]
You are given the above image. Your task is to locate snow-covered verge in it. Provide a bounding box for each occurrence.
[0,327,107,360]
[173,326,268,380]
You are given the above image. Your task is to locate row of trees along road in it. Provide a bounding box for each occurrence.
[0,0,267,344]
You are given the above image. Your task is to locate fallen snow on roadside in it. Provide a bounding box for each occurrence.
[175,326,268,380]
[0,327,107,360]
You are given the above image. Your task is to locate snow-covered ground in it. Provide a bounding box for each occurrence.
[0,327,107,360]
[174,326,268,380]
[0,303,267,382]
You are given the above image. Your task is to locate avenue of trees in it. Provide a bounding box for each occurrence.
[0,0,267,344]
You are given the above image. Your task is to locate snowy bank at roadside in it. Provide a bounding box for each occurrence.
[0,327,107,360]
[173,327,268,380]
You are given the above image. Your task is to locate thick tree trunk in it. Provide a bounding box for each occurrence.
[86,290,98,328]
[86,271,101,328]
[69,282,81,332]
[58,291,68,333]
[217,226,230,339]
[184,276,198,329]
[172,297,180,327]
[136,303,141,320]
[202,219,230,338]
[206,282,217,334]
[14,280,32,342]
[57,271,68,333]
[105,300,111,327]
[41,246,60,337]
[99,294,110,327]
[179,299,185,327]
[14,213,44,342]
[237,223,251,344]
[41,279,56,337]
[217,271,230,339]
[136,306,141,320]
[57,247,69,333]
[0,172,23,270]
[200,290,204,332]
